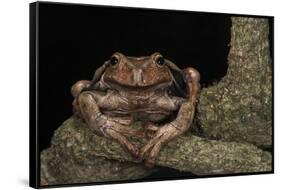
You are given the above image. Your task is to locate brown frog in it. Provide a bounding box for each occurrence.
[71,52,200,166]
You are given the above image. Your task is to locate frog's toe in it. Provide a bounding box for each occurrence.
[131,149,141,160]
[145,156,158,168]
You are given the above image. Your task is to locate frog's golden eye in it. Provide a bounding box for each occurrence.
[110,56,119,66]
[156,56,165,65]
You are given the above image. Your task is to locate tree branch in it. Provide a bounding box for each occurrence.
[41,117,271,185]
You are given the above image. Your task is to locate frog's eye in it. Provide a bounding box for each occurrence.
[110,56,119,66]
[156,56,165,65]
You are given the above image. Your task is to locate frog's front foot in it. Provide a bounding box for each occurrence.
[138,122,181,167]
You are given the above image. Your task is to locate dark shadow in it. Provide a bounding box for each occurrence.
[143,167,197,180]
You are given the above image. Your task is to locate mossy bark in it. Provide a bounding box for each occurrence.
[40,118,157,186]
[41,146,156,186]
[197,17,272,147]
[40,17,272,185]
[41,118,271,185]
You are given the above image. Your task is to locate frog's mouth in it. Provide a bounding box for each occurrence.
[105,79,173,92]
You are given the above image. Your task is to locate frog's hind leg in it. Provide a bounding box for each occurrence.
[78,91,139,158]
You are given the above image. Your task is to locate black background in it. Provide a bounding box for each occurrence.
[38,2,233,180]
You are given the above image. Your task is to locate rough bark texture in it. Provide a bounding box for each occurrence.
[40,118,157,186]
[41,117,271,185]
[197,17,272,147]
[40,17,272,186]
[41,147,155,186]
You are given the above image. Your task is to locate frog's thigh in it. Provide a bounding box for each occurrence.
[78,91,128,129]
[78,91,101,122]
[78,91,140,157]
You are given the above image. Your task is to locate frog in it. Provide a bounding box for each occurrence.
[71,52,200,167]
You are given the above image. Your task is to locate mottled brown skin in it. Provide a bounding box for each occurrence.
[71,52,200,166]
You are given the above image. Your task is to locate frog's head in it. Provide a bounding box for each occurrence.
[94,52,188,96]
[102,52,173,89]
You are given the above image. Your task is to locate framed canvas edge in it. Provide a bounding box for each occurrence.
[29,1,274,189]
[30,2,40,189]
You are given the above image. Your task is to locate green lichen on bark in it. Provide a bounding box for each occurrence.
[197,17,272,147]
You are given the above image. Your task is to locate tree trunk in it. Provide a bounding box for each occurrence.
[197,17,272,147]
